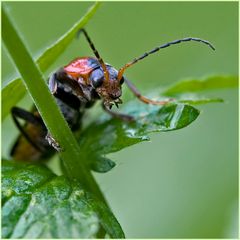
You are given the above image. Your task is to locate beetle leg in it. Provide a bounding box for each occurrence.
[102,103,134,122]
[11,107,46,152]
[45,132,62,152]
[125,78,174,105]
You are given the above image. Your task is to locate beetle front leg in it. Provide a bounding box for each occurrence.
[125,78,174,105]
[102,103,134,122]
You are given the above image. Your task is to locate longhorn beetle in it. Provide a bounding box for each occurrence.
[11,28,215,161]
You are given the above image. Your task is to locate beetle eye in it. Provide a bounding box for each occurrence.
[90,69,104,88]
[120,77,124,85]
[92,76,104,88]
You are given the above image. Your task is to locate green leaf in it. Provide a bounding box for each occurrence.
[2,160,125,238]
[36,2,101,72]
[79,102,200,170]
[85,88,224,172]
[163,75,238,96]
[1,78,26,121]
[1,2,101,121]
[166,93,224,105]
[178,98,224,105]
[90,156,116,173]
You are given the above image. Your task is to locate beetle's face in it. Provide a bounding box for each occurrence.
[89,66,124,108]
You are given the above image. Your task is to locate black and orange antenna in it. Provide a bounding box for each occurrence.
[118,37,215,106]
[117,37,215,82]
[78,29,110,83]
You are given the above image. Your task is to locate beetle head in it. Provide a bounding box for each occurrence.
[89,65,124,108]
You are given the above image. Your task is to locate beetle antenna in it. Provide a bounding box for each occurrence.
[117,37,215,81]
[78,29,110,82]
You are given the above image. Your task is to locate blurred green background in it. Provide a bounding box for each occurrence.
[2,2,238,238]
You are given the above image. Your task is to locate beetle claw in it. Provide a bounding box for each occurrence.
[118,98,123,104]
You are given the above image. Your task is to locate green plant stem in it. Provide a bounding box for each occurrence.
[2,5,106,204]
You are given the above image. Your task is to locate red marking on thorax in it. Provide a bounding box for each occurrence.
[64,57,94,79]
